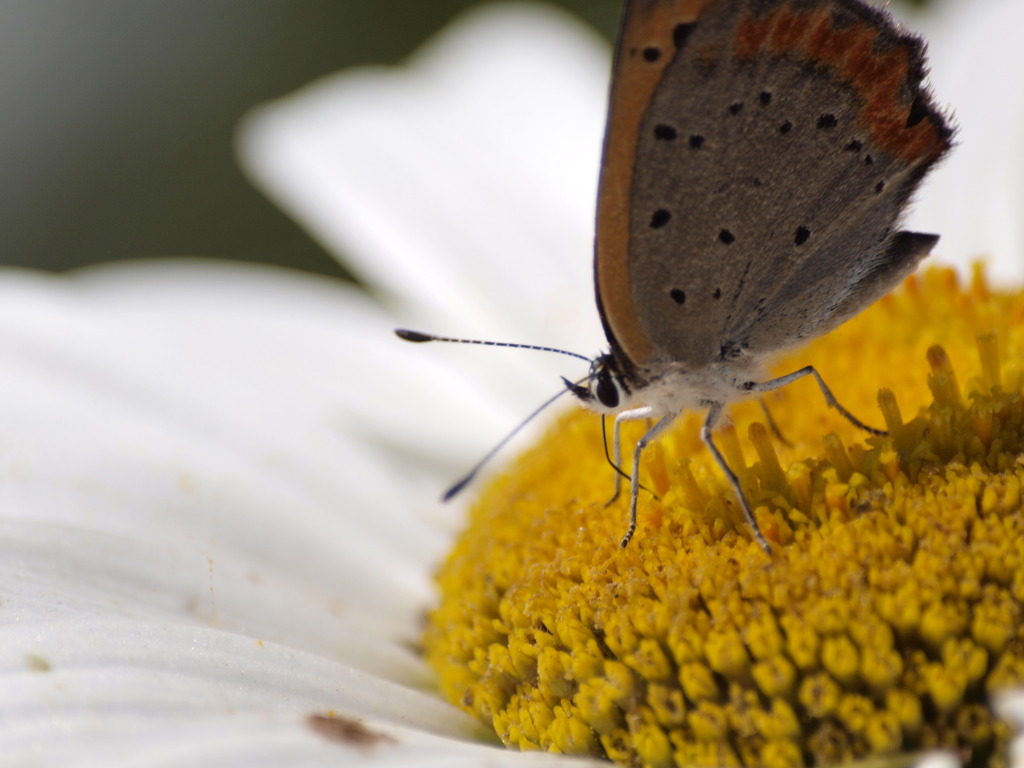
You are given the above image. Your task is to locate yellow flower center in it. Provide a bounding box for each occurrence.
[423,267,1024,768]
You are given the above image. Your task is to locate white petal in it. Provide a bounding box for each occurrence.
[238,2,609,362]
[0,619,484,732]
[898,0,1024,283]
[0,261,484,757]
[240,4,619,477]
[3,697,606,767]
[910,752,963,768]
[0,249,622,764]
[2,670,501,766]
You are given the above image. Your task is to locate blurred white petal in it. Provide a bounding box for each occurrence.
[0,260,512,763]
[897,0,1024,283]
[241,3,608,346]
[240,2,611,426]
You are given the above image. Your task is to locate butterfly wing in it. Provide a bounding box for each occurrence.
[594,0,952,370]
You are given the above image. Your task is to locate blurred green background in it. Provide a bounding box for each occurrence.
[0,0,934,278]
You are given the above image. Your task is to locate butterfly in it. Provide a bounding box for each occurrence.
[401,0,953,551]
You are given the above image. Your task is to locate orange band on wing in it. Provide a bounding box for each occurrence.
[596,0,712,367]
[736,6,949,163]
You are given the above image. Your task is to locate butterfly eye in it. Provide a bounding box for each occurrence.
[595,370,619,408]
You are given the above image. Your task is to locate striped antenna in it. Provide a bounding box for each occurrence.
[395,328,594,499]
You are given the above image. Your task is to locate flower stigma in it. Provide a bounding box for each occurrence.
[423,267,1024,768]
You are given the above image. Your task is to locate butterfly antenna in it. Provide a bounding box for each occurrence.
[395,328,592,363]
[441,385,576,501]
[397,328,597,501]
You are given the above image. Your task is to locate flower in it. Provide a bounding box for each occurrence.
[3,2,1023,767]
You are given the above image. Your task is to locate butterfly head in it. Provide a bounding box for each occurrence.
[563,352,638,415]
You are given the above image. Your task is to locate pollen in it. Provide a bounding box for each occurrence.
[423,266,1024,768]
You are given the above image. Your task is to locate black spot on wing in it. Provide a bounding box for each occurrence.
[673,22,696,49]
[654,124,677,141]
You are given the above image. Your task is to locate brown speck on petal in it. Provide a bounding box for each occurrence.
[307,714,398,750]
[25,653,52,673]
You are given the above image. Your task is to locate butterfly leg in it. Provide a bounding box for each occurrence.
[700,402,773,554]
[607,406,653,506]
[744,366,885,436]
[620,411,674,549]
[759,398,791,447]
